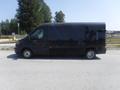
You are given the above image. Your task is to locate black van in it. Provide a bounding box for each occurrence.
[15,23,106,59]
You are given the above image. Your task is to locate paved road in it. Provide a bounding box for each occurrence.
[0,50,120,90]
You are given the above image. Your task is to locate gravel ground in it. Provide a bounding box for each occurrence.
[0,43,15,50]
[0,43,15,47]
[0,50,120,90]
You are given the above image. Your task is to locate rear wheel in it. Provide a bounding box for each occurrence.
[22,49,32,59]
[86,50,96,59]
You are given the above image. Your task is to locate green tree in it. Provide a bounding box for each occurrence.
[0,19,18,35]
[1,20,10,35]
[42,2,52,23]
[17,0,52,33]
[9,19,18,34]
[0,23,1,35]
[55,11,65,23]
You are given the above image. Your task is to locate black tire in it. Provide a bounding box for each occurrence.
[86,50,96,59]
[22,49,32,59]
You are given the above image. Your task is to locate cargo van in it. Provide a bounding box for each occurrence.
[15,23,106,59]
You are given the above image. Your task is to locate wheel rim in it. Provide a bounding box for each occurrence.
[87,50,95,59]
[23,50,31,58]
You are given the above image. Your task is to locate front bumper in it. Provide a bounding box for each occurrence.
[14,45,22,55]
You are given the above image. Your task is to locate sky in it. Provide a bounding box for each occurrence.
[0,0,120,30]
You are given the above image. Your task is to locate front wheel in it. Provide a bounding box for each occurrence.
[22,49,32,59]
[86,50,96,59]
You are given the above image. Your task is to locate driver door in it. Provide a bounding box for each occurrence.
[30,27,49,55]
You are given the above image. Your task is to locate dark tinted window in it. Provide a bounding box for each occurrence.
[70,26,85,41]
[48,25,85,41]
[97,31,105,40]
[47,26,59,40]
[86,30,96,41]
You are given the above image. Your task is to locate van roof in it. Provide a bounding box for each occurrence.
[39,22,105,27]
[37,22,106,31]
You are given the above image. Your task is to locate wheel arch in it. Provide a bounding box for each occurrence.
[21,48,33,54]
[85,47,96,53]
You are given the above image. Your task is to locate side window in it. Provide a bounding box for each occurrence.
[47,26,58,40]
[48,26,85,41]
[70,26,85,41]
[97,31,105,40]
[31,29,44,39]
[86,30,96,41]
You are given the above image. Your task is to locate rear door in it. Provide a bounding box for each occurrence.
[96,30,106,45]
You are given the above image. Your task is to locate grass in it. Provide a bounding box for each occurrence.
[106,37,120,48]
[106,38,120,44]
[109,44,120,48]
[0,35,18,44]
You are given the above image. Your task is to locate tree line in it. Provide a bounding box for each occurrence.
[0,0,65,35]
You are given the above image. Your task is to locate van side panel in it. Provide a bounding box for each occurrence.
[47,25,87,55]
[38,23,106,55]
